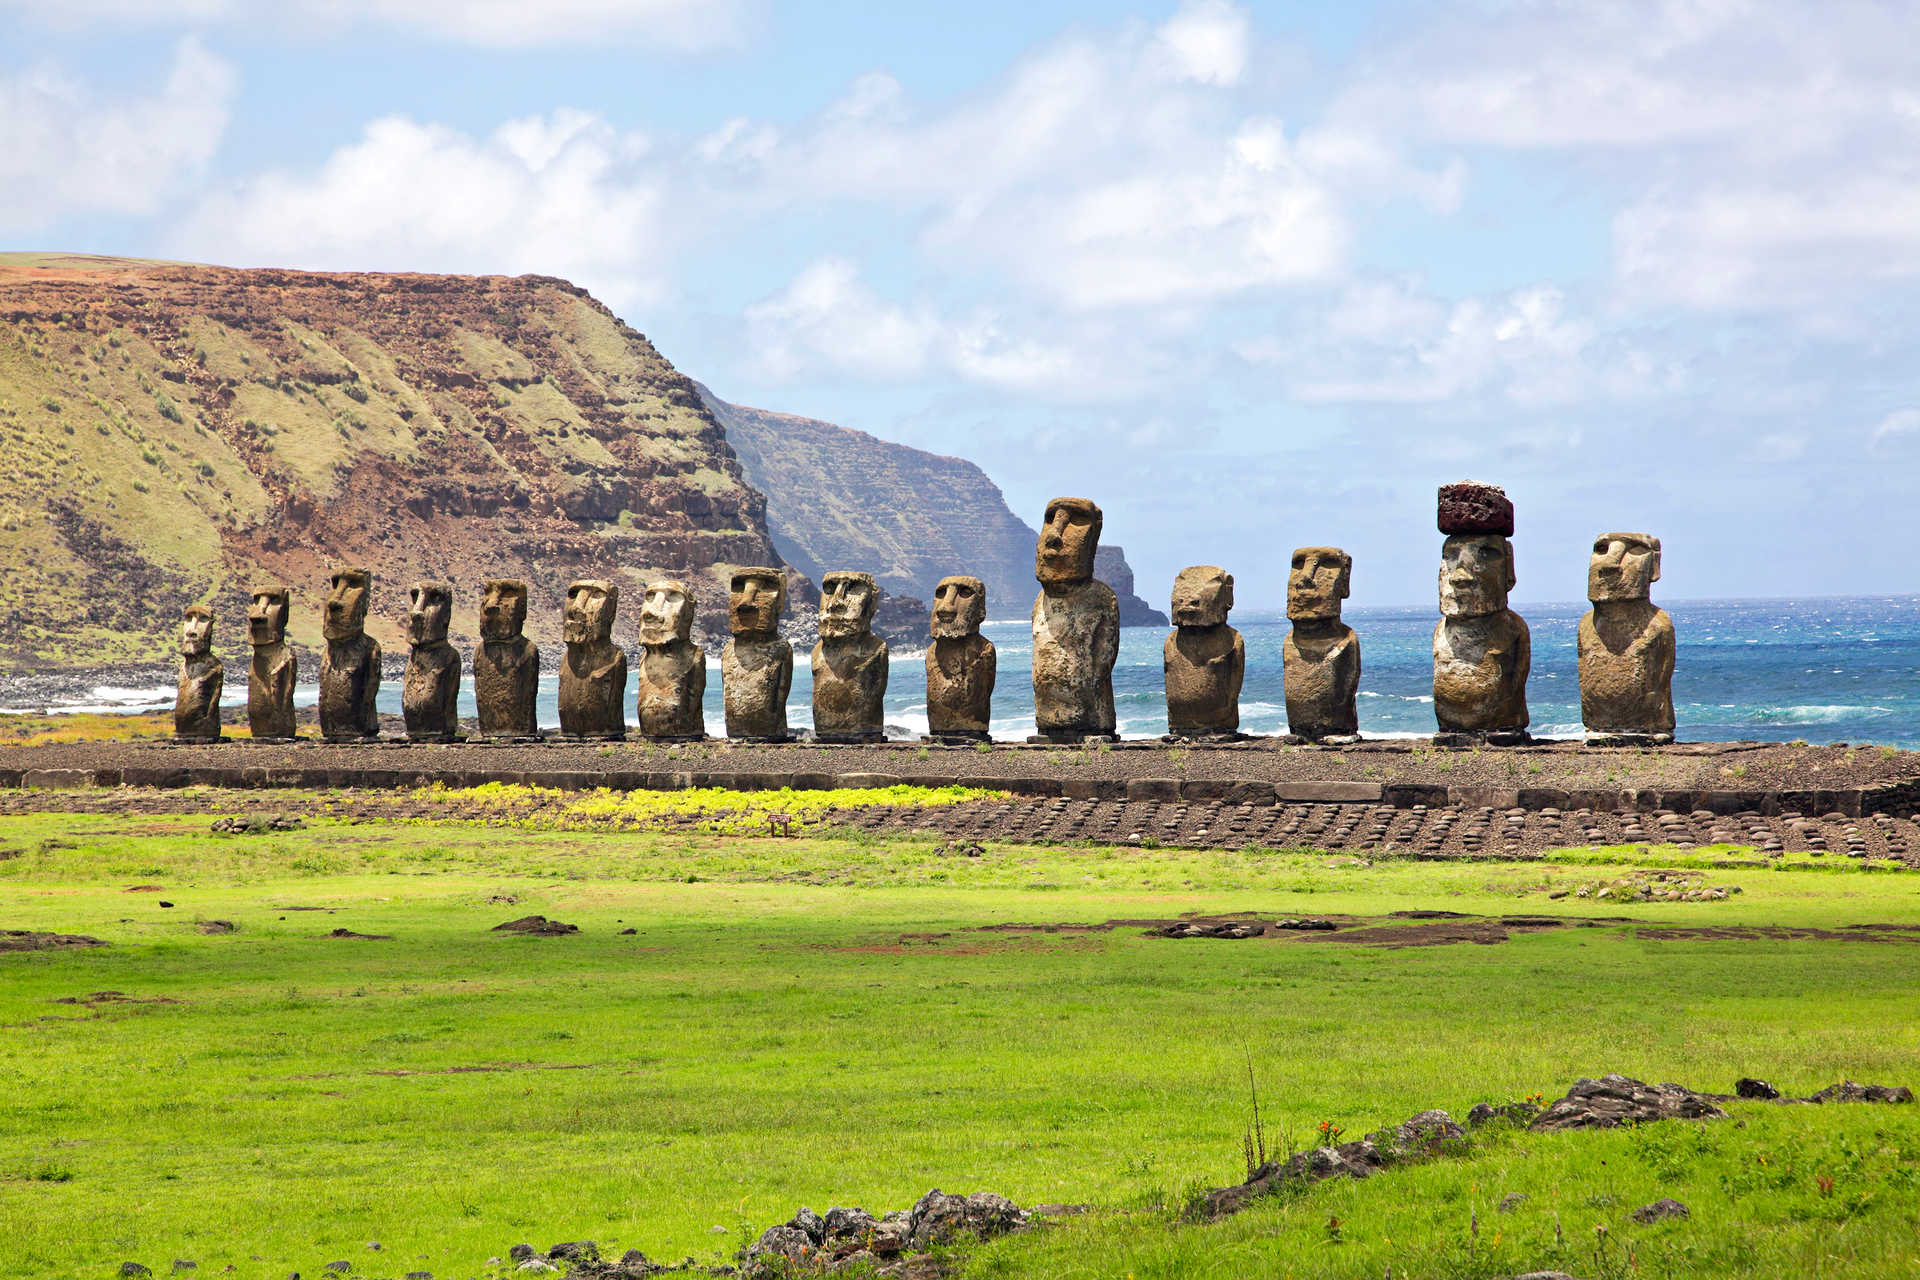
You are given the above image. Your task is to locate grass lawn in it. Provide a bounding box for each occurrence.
[2,801,1918,1279]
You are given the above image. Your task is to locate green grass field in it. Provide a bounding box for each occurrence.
[3,801,1918,1279]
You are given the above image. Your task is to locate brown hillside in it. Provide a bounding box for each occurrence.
[0,259,788,668]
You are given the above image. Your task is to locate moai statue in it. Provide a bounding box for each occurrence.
[1283,547,1361,742]
[1163,566,1244,740]
[1031,497,1119,742]
[925,575,995,742]
[635,579,706,740]
[246,584,297,740]
[174,606,223,741]
[319,567,381,742]
[1579,533,1675,744]
[473,579,540,739]
[558,579,626,740]
[722,567,793,741]
[1432,483,1529,742]
[401,581,462,742]
[811,570,888,743]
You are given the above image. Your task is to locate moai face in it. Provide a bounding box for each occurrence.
[323,568,372,641]
[931,576,986,639]
[180,606,213,657]
[638,580,696,646]
[1170,566,1233,628]
[729,568,786,639]
[480,579,528,642]
[1288,547,1351,622]
[1588,532,1662,603]
[1035,497,1102,586]
[563,579,618,645]
[819,571,877,639]
[408,582,452,646]
[1439,535,1514,619]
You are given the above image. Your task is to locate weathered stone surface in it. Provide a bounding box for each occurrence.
[1734,1077,1780,1100]
[722,567,793,741]
[474,579,539,738]
[812,571,888,742]
[1434,534,1530,735]
[402,582,462,742]
[174,606,222,741]
[1807,1080,1914,1104]
[558,579,626,740]
[634,580,706,740]
[1164,565,1243,738]
[1631,1198,1690,1224]
[1284,546,1359,740]
[927,575,995,740]
[245,585,297,740]
[1032,497,1118,740]
[1579,532,1675,738]
[319,567,381,742]
[1529,1075,1727,1131]
[1437,480,1514,536]
[909,1189,1028,1249]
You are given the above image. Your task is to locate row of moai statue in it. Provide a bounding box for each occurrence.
[172,483,1674,746]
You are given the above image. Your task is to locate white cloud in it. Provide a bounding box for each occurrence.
[1869,409,1920,454]
[0,0,755,50]
[0,38,235,236]
[1149,0,1249,87]
[174,111,671,309]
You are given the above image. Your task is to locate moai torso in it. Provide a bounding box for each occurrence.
[1433,611,1530,732]
[174,613,223,742]
[1031,498,1119,739]
[926,576,994,739]
[1578,533,1675,737]
[319,568,381,741]
[723,637,792,739]
[634,580,706,739]
[1283,547,1360,740]
[558,579,626,739]
[475,580,540,738]
[402,644,461,739]
[247,587,296,739]
[812,571,888,740]
[1163,566,1242,738]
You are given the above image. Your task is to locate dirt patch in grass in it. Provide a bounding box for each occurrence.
[0,929,107,952]
[324,928,392,940]
[490,915,579,936]
[1635,925,1920,942]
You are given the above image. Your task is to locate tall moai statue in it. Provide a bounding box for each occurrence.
[1579,533,1675,744]
[1283,546,1360,742]
[1030,497,1119,743]
[174,606,223,741]
[558,579,626,740]
[1432,483,1529,742]
[246,584,297,740]
[722,567,793,741]
[635,579,706,740]
[1163,566,1243,740]
[319,567,381,742]
[474,579,540,739]
[811,570,888,743]
[401,581,462,742]
[926,575,995,742]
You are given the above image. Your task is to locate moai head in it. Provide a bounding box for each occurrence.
[563,579,618,646]
[407,581,453,647]
[819,570,877,639]
[323,568,372,641]
[729,567,787,639]
[1170,566,1233,628]
[1439,535,1515,619]
[1035,497,1102,586]
[1588,532,1662,604]
[1288,546,1352,622]
[931,576,986,639]
[180,606,214,657]
[480,579,528,642]
[638,580,696,646]
[248,585,289,647]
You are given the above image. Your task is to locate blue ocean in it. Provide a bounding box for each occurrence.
[19,596,1920,748]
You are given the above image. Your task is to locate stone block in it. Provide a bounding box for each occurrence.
[1221,781,1278,806]
[1128,778,1182,801]
[24,769,93,789]
[1383,783,1447,808]
[1517,787,1570,810]
[1006,777,1062,797]
[837,772,903,789]
[1274,781,1383,803]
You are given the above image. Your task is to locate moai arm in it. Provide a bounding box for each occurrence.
[362,638,383,736]
[1228,629,1246,708]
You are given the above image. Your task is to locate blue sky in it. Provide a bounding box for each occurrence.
[6,0,1920,610]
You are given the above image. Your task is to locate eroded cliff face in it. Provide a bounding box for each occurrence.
[0,256,785,666]
[700,386,1169,629]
